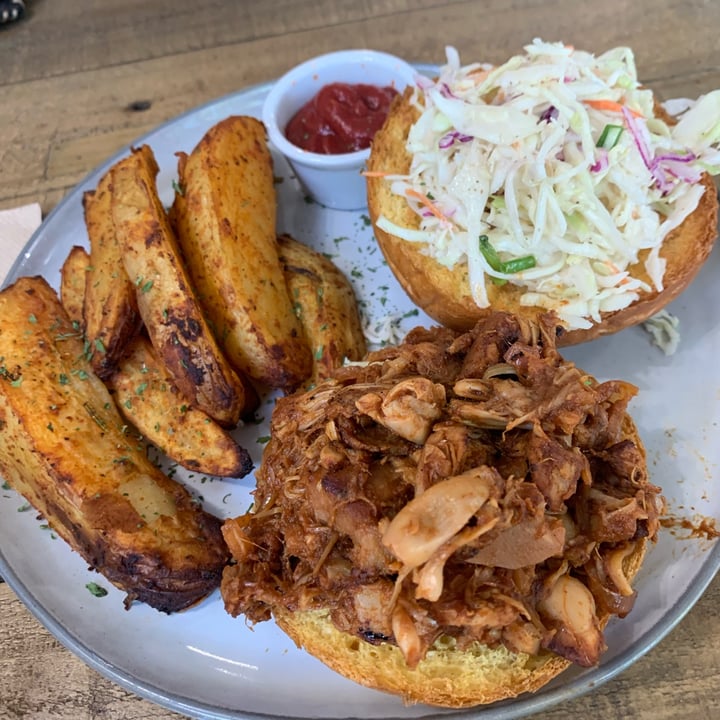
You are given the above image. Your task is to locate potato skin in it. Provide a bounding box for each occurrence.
[110,145,250,426]
[83,170,142,378]
[59,244,90,327]
[278,233,367,385]
[171,116,312,391]
[0,276,229,612]
[108,334,255,478]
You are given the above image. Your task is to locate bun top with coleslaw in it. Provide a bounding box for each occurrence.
[367,39,719,342]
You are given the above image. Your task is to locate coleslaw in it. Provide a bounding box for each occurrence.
[376,40,720,330]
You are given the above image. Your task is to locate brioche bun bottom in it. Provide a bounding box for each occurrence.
[274,533,648,708]
[366,90,719,344]
[275,608,568,707]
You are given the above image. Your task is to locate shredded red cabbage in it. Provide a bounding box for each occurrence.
[415,73,434,90]
[438,131,473,149]
[539,105,559,124]
[654,151,697,164]
[440,82,459,99]
[590,148,609,173]
[622,106,701,194]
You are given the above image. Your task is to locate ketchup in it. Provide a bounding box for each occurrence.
[285,82,398,154]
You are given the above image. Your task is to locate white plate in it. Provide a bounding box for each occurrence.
[1,77,719,720]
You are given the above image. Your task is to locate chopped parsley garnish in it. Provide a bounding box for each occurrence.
[85,582,108,597]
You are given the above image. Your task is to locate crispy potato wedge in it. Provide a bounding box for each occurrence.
[59,245,90,327]
[59,241,256,476]
[108,334,255,477]
[0,276,229,612]
[83,170,142,379]
[110,145,250,427]
[278,234,367,384]
[171,116,312,391]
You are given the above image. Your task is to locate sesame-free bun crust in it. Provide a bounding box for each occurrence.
[274,539,647,707]
[367,89,719,344]
[275,608,570,707]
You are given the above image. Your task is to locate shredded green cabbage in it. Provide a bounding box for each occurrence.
[380,39,720,330]
[643,310,680,356]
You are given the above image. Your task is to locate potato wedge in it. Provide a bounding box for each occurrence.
[108,334,255,478]
[0,276,229,612]
[171,116,312,391]
[59,243,258,470]
[110,145,250,427]
[59,245,90,327]
[83,170,142,379]
[278,233,367,384]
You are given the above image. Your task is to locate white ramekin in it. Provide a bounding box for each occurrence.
[263,49,416,211]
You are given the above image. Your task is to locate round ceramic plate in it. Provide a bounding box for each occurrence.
[0,74,719,720]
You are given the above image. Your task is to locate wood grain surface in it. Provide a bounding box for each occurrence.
[1,1,719,718]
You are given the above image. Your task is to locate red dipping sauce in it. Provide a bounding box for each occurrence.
[285,82,398,154]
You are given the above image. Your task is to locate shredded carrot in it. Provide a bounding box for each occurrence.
[469,68,492,85]
[604,260,630,285]
[360,170,392,177]
[583,99,644,118]
[405,188,454,224]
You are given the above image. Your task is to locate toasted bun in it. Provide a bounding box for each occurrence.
[275,534,647,707]
[367,88,719,344]
[275,608,570,707]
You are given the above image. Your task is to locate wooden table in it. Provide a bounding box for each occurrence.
[1,1,719,718]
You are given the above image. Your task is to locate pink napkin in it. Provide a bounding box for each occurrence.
[0,203,42,283]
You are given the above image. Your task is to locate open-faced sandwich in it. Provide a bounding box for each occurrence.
[366,40,720,343]
[220,311,664,707]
